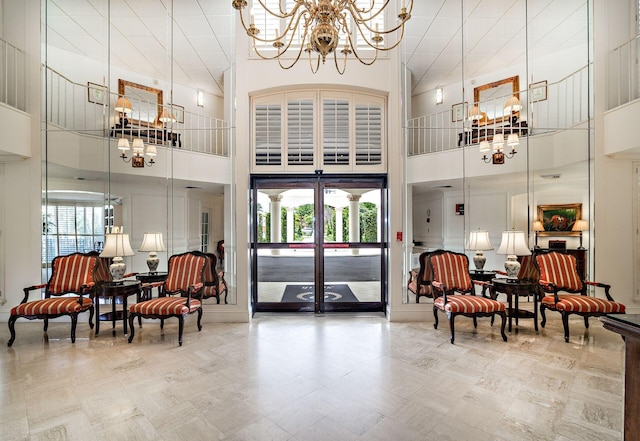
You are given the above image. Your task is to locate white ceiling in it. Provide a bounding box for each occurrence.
[45,0,588,97]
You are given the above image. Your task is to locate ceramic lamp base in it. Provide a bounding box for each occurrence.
[110,256,126,281]
[504,255,521,279]
[473,250,486,270]
[146,251,159,273]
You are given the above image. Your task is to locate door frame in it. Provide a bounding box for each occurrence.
[250,173,387,313]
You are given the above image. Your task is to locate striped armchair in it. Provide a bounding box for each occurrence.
[7,252,99,347]
[127,251,207,346]
[535,250,625,342]
[408,251,434,303]
[202,253,228,304]
[428,250,507,344]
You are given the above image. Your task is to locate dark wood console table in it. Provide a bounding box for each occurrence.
[601,314,640,441]
[458,121,528,146]
[95,280,142,336]
[111,125,181,147]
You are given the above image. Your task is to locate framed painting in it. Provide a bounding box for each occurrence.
[171,104,184,123]
[451,102,466,122]
[529,80,548,102]
[88,82,107,105]
[537,203,582,236]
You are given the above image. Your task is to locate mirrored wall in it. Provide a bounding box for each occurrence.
[405,0,593,302]
[41,1,235,303]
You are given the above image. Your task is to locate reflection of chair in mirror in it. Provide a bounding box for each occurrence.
[127,251,207,346]
[7,252,99,347]
[535,250,625,342]
[407,250,434,303]
[428,250,507,344]
[216,240,224,267]
[202,252,228,304]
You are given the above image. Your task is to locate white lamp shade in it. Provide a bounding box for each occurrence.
[159,108,176,123]
[479,141,491,153]
[493,134,505,147]
[496,230,531,256]
[468,230,493,251]
[117,138,130,151]
[503,96,522,112]
[145,144,157,157]
[572,219,589,231]
[100,233,135,258]
[132,138,145,154]
[468,105,482,120]
[533,220,544,232]
[114,96,132,114]
[507,133,519,147]
[139,233,166,252]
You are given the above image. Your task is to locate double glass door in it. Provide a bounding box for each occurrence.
[251,175,387,313]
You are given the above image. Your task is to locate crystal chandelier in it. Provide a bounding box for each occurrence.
[232,0,413,74]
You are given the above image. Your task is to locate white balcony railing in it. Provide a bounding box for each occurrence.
[607,35,640,110]
[44,67,230,157]
[407,65,591,157]
[0,37,26,111]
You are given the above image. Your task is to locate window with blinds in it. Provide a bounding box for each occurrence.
[252,90,385,171]
[254,103,282,166]
[323,99,350,165]
[355,103,382,165]
[287,99,314,165]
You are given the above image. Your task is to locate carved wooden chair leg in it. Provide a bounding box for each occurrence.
[178,316,185,346]
[433,306,439,329]
[70,314,78,343]
[128,314,136,343]
[88,306,95,329]
[448,313,455,344]
[540,304,547,327]
[497,311,507,342]
[584,316,590,328]
[473,316,478,328]
[196,308,203,331]
[44,318,49,332]
[7,317,17,347]
[561,312,570,342]
[160,318,165,330]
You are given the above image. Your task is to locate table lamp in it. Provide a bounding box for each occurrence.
[572,219,589,249]
[139,232,166,273]
[468,229,493,270]
[533,220,544,248]
[496,230,531,279]
[100,226,135,282]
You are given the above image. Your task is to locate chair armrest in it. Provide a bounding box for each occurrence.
[472,280,491,298]
[431,280,449,303]
[20,284,46,303]
[538,279,560,303]
[584,281,614,301]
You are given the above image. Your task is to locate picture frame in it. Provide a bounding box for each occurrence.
[87,82,107,105]
[451,102,466,122]
[537,203,582,236]
[170,104,184,123]
[529,80,548,102]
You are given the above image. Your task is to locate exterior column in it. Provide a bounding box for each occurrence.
[335,206,343,243]
[286,206,295,243]
[270,195,282,255]
[348,194,361,255]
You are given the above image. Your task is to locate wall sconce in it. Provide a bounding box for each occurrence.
[118,138,156,168]
[436,87,443,104]
[468,104,482,121]
[468,229,493,271]
[572,219,589,249]
[139,232,166,273]
[480,133,518,164]
[197,90,204,107]
[533,220,544,248]
[100,226,135,282]
[159,108,176,125]
[496,230,532,279]
[504,96,521,124]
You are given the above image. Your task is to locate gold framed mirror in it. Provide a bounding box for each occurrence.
[118,79,163,128]
[473,76,519,126]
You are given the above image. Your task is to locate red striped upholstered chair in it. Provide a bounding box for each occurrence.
[428,250,507,344]
[127,251,207,346]
[535,250,625,342]
[202,253,228,304]
[408,250,434,303]
[7,252,99,347]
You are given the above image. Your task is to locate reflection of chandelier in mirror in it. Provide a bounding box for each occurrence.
[118,138,156,168]
[232,0,413,74]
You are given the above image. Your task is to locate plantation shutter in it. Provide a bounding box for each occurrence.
[355,103,382,165]
[323,99,350,165]
[254,103,282,166]
[287,99,314,166]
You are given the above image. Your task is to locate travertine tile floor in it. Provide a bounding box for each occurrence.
[1,313,624,440]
